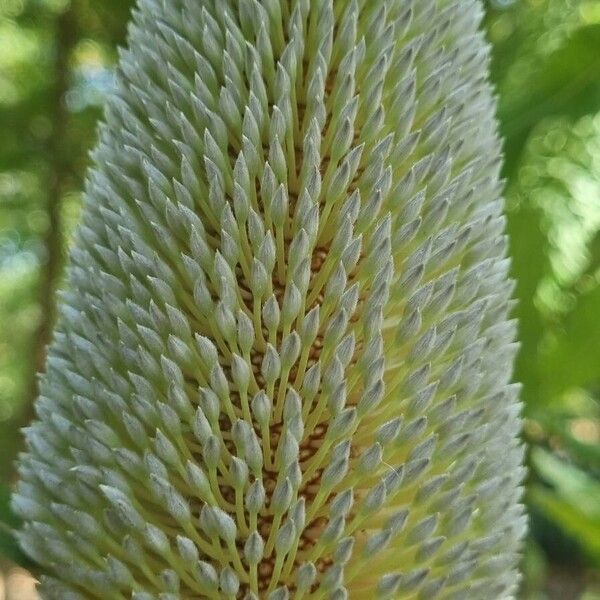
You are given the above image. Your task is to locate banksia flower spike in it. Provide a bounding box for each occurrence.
[14,0,526,598]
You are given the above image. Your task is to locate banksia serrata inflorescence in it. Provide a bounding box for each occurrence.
[13,0,527,598]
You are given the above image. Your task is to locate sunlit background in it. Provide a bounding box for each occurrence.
[0,0,599,598]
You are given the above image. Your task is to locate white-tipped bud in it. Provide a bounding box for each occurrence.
[244,530,265,564]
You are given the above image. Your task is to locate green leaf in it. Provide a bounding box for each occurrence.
[506,201,551,409]
[530,447,600,562]
[499,24,600,178]
[544,282,600,397]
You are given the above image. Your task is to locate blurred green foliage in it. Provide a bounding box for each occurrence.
[486,0,600,596]
[0,0,599,597]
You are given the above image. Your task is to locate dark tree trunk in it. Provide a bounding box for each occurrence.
[19,6,77,433]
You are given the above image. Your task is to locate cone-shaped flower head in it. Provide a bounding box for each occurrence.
[14,0,526,598]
